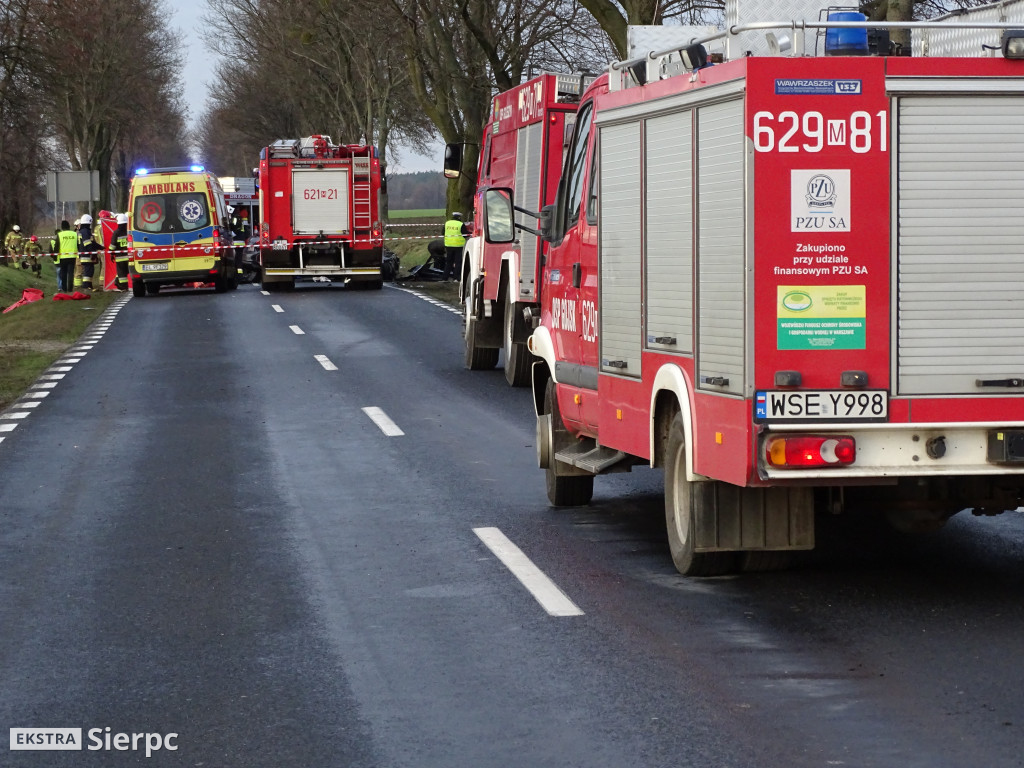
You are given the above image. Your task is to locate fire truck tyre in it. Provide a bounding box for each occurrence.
[544,380,594,507]
[664,413,736,577]
[132,280,145,298]
[464,294,499,370]
[503,289,532,387]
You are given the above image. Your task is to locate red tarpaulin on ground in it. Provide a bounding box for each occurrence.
[3,286,45,314]
[52,291,91,301]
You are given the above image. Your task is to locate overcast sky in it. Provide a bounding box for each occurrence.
[170,1,442,173]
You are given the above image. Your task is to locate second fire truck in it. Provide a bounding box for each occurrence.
[448,73,587,385]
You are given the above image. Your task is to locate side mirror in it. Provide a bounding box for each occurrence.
[444,143,463,179]
[539,204,554,242]
[483,188,515,244]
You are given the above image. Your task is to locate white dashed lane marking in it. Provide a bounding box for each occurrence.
[361,406,404,436]
[473,527,584,617]
[315,355,338,371]
[290,325,305,335]
[272,305,284,313]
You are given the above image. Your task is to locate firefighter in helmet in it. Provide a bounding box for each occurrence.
[76,214,99,291]
[112,213,130,291]
[3,224,23,266]
[22,235,43,277]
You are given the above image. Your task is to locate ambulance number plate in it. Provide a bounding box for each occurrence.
[755,390,887,421]
[140,262,168,272]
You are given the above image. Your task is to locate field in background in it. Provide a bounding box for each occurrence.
[388,209,444,219]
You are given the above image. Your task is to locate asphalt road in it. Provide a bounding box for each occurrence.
[1,282,1022,767]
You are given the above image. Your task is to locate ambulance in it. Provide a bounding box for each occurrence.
[127,166,239,297]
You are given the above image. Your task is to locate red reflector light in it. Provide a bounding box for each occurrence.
[766,435,855,468]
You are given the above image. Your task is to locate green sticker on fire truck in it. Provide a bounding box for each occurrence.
[777,285,865,350]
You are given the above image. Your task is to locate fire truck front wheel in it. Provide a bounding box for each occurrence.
[543,380,594,507]
[664,413,737,577]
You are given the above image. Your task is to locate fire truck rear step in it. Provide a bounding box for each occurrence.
[555,442,629,473]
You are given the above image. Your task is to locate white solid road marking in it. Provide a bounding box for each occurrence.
[272,304,284,313]
[290,325,305,335]
[361,406,404,436]
[473,527,584,617]
[314,355,338,371]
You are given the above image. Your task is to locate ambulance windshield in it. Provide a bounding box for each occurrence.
[133,193,210,234]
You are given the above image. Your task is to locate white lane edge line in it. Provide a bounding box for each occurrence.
[361,406,404,437]
[314,354,338,371]
[473,527,584,617]
[290,325,305,335]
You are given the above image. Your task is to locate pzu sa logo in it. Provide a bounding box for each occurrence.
[834,80,861,94]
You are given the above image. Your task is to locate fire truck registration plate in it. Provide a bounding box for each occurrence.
[755,390,887,421]
[140,263,168,272]
[272,240,288,250]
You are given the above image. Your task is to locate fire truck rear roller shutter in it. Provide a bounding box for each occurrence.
[896,94,1024,395]
[646,109,694,355]
[599,121,643,377]
[696,98,745,396]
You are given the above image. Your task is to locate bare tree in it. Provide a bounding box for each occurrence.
[36,0,187,213]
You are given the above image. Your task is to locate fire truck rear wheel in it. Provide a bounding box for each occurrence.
[664,412,736,576]
[503,288,532,387]
[464,293,498,370]
[543,380,594,507]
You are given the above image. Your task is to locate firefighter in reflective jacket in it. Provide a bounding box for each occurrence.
[56,220,78,292]
[112,213,129,291]
[22,235,42,277]
[76,214,99,291]
[443,212,468,282]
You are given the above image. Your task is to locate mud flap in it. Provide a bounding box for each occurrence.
[693,485,814,552]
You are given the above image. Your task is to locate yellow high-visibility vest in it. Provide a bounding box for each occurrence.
[57,230,78,259]
[444,219,466,248]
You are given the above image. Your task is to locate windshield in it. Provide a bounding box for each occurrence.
[133,192,210,234]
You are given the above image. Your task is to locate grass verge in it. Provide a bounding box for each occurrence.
[0,258,117,410]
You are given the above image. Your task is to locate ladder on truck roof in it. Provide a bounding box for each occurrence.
[351,154,373,233]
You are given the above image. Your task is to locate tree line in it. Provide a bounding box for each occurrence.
[0,0,986,237]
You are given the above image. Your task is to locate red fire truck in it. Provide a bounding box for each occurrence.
[480,15,1024,575]
[258,135,384,290]
[447,74,587,385]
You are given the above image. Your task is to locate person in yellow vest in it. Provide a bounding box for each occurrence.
[3,224,23,267]
[443,212,468,282]
[22,235,43,277]
[111,213,130,291]
[57,220,78,292]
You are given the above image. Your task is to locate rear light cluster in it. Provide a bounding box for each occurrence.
[766,435,855,468]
